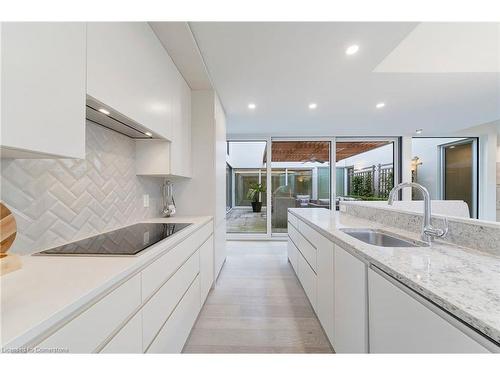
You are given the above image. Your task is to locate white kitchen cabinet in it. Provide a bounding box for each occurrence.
[142,250,200,350]
[199,236,214,303]
[147,276,201,353]
[87,22,174,140]
[173,91,226,279]
[333,245,368,353]
[287,237,299,273]
[297,252,317,311]
[316,235,335,345]
[368,268,492,353]
[296,229,317,273]
[100,313,143,354]
[38,274,142,353]
[141,221,212,299]
[288,216,333,343]
[135,78,192,177]
[135,64,192,177]
[169,71,192,177]
[1,22,86,159]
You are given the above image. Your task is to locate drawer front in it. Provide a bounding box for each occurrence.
[142,249,200,350]
[298,252,317,311]
[100,312,142,353]
[316,238,335,346]
[288,222,300,247]
[147,275,201,353]
[142,221,212,299]
[288,212,299,228]
[38,273,141,353]
[287,238,299,273]
[298,219,323,249]
[296,231,317,272]
[199,236,214,304]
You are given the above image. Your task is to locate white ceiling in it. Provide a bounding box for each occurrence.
[189,22,500,136]
[375,23,500,73]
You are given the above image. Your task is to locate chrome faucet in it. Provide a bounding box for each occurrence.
[388,182,448,243]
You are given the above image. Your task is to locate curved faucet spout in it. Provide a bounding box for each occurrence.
[388,182,447,243]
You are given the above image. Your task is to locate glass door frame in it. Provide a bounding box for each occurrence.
[269,137,336,238]
[226,135,400,240]
[225,137,271,240]
[438,137,479,218]
[335,136,401,202]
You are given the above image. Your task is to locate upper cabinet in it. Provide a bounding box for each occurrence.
[1,23,86,159]
[169,72,192,177]
[135,76,191,178]
[86,22,175,140]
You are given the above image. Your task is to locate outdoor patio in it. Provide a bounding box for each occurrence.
[226,207,267,233]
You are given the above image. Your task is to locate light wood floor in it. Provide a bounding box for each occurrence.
[183,241,334,353]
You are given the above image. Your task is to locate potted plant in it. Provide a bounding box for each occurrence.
[247,182,266,213]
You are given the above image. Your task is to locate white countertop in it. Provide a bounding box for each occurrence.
[288,208,500,345]
[0,216,213,349]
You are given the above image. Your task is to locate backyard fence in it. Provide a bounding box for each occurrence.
[347,163,394,199]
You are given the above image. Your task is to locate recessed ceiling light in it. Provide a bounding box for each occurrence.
[449,145,456,149]
[145,132,153,137]
[98,108,110,115]
[308,103,317,110]
[345,44,359,55]
[375,102,385,109]
[415,129,423,134]
[248,103,256,110]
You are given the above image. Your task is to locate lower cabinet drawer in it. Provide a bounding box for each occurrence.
[38,273,141,353]
[288,222,300,247]
[298,252,317,311]
[146,275,201,353]
[100,312,143,353]
[288,212,299,228]
[141,221,212,299]
[199,236,214,304]
[287,238,298,273]
[142,250,200,351]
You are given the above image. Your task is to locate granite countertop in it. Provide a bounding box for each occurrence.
[0,216,213,349]
[289,208,500,345]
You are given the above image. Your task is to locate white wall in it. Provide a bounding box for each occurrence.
[497,124,500,221]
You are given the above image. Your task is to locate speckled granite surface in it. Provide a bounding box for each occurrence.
[342,201,500,257]
[288,207,500,346]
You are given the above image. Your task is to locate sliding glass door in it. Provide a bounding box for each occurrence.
[270,140,331,233]
[335,139,396,208]
[225,141,268,234]
[226,137,399,238]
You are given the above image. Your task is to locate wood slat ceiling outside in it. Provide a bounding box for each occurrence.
[269,141,391,163]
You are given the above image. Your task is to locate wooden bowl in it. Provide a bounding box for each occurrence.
[1,202,21,275]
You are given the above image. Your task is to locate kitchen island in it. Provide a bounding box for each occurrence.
[287,207,500,353]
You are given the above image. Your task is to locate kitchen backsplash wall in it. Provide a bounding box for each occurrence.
[0,121,162,255]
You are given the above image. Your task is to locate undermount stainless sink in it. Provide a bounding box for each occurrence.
[340,228,429,248]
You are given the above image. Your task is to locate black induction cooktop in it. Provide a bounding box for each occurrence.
[34,222,192,256]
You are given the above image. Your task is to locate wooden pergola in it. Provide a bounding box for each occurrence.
[265,141,391,163]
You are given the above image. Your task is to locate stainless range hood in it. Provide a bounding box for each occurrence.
[86,95,157,139]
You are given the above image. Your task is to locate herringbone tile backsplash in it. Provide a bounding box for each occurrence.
[1,121,162,255]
